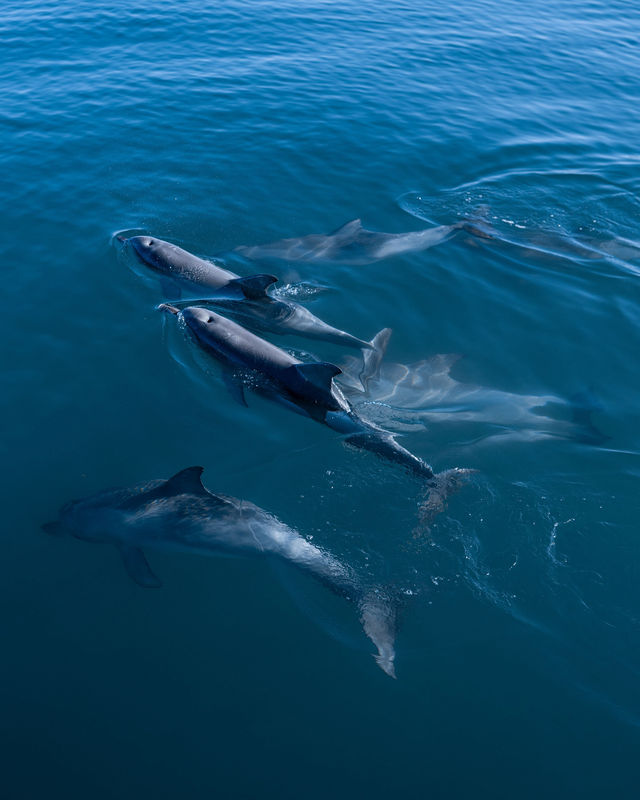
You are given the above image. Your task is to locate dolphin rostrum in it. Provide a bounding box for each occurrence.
[123,235,380,350]
[160,304,473,501]
[233,217,474,265]
[43,466,398,677]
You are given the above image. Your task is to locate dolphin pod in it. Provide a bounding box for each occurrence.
[43,466,398,677]
[49,216,609,677]
[48,219,482,679]
[123,235,382,350]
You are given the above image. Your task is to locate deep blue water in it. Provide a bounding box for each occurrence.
[3,0,640,796]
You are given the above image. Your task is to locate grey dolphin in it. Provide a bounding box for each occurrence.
[43,466,398,677]
[447,215,640,267]
[160,304,473,498]
[124,235,380,350]
[128,235,240,294]
[338,350,608,445]
[233,218,469,265]
[508,230,640,268]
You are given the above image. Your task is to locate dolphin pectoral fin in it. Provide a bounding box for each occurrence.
[222,369,248,407]
[230,274,278,300]
[118,545,162,588]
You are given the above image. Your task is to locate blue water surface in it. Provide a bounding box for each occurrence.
[2,1,640,797]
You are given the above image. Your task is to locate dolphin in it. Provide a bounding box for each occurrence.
[338,350,608,445]
[443,214,640,268]
[122,235,380,350]
[160,304,473,500]
[126,235,241,295]
[232,218,473,265]
[43,466,398,677]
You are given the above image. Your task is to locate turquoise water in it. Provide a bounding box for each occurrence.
[3,0,640,796]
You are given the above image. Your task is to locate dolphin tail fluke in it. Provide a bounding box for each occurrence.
[374,653,396,679]
[359,589,397,679]
[369,326,392,354]
[418,467,478,526]
[456,205,496,240]
[359,327,392,391]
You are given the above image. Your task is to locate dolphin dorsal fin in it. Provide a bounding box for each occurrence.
[121,466,210,510]
[162,466,209,496]
[119,467,234,512]
[288,362,342,395]
[330,218,363,240]
[162,467,233,509]
[230,274,278,300]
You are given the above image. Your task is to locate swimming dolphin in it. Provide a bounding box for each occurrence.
[502,230,640,274]
[43,466,398,677]
[126,235,241,294]
[441,213,640,269]
[169,285,387,352]
[160,304,473,500]
[338,349,608,445]
[233,218,473,266]
[122,235,380,350]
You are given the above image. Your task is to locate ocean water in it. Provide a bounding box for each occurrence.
[2,0,640,796]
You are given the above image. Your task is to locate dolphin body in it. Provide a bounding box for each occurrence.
[43,466,397,677]
[233,218,468,265]
[160,304,472,498]
[338,350,607,445]
[124,235,378,350]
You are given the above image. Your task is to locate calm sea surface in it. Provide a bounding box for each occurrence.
[2,1,640,797]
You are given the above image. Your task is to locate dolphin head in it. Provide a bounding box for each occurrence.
[128,235,170,272]
[181,306,226,338]
[182,306,215,326]
[42,495,120,544]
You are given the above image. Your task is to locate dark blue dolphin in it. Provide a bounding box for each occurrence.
[43,466,398,676]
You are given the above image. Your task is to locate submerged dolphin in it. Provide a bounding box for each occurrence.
[442,213,640,268]
[43,467,397,677]
[123,235,379,350]
[339,350,607,445]
[160,304,472,499]
[233,218,474,265]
